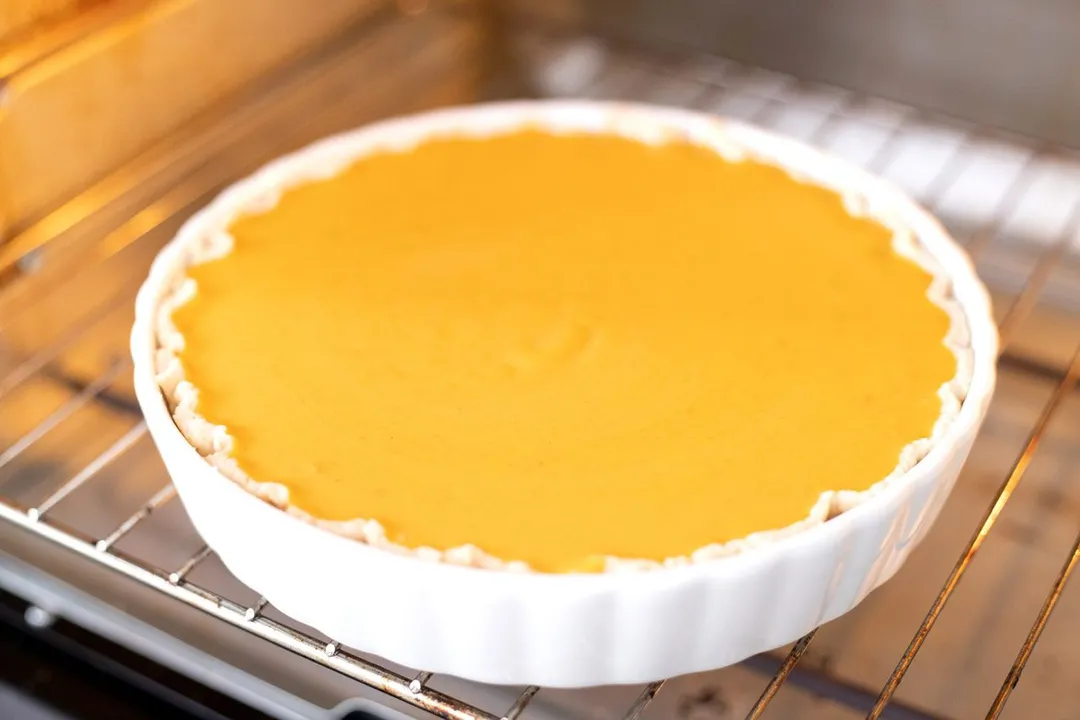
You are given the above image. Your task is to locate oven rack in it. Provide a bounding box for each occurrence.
[2,9,1080,720]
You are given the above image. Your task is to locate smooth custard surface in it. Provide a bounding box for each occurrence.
[172,130,955,572]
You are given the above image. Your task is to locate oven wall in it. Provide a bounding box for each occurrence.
[0,0,392,241]
[510,0,1080,148]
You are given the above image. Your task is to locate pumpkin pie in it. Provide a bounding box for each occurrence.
[153,113,969,574]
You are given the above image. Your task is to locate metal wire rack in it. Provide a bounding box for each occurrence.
[1,9,1079,720]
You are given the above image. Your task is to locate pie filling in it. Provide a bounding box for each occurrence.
[164,129,957,573]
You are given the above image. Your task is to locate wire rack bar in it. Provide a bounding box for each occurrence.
[244,596,269,621]
[622,680,665,720]
[803,92,861,146]
[410,671,435,694]
[985,529,1080,719]
[28,421,147,521]
[962,151,1044,259]
[501,686,539,720]
[925,140,979,208]
[0,290,129,394]
[744,94,790,127]
[866,341,1080,718]
[168,545,214,585]
[858,116,918,177]
[997,210,1080,345]
[745,629,819,719]
[0,359,130,469]
[95,483,178,551]
[804,111,847,148]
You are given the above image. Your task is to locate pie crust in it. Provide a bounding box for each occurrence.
[151,106,974,573]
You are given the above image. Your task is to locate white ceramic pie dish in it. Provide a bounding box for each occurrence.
[131,101,998,688]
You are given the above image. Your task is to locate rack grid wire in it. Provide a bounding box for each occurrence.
[2,8,1080,720]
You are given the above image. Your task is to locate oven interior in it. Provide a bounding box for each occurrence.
[1,2,1079,718]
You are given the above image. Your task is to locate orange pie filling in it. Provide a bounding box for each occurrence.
[158,129,961,573]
